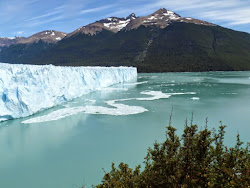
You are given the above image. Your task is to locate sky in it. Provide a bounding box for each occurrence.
[0,0,250,37]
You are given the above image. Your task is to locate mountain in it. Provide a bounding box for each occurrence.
[66,8,213,36]
[125,8,214,30]
[0,30,67,64]
[0,37,24,51]
[18,30,67,44]
[0,30,65,47]
[67,13,137,36]
[0,8,250,72]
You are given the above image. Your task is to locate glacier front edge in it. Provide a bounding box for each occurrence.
[0,63,137,122]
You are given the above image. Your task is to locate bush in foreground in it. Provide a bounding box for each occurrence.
[95,121,249,188]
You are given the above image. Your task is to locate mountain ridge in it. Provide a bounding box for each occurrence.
[0,8,250,73]
[17,30,67,44]
[0,8,214,45]
[0,30,66,50]
[66,8,215,37]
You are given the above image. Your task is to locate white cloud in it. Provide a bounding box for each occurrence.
[26,9,62,22]
[80,4,117,14]
[14,31,24,35]
[26,15,64,27]
[202,8,250,25]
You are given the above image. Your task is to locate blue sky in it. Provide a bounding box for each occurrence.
[0,0,250,37]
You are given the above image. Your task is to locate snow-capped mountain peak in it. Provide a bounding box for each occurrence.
[137,8,181,28]
[152,8,181,20]
[126,13,136,20]
[124,8,215,30]
[0,31,66,49]
[67,8,215,36]
[18,30,67,44]
[67,13,137,36]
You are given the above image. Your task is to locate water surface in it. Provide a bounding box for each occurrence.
[0,72,250,188]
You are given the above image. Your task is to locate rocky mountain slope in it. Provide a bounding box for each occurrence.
[67,8,214,36]
[0,8,250,72]
[0,30,67,63]
[67,13,137,37]
[0,30,66,48]
[18,30,67,44]
[0,37,24,51]
[124,8,214,30]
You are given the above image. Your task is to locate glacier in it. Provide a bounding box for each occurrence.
[0,63,137,122]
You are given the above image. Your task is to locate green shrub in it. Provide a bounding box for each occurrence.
[96,121,250,188]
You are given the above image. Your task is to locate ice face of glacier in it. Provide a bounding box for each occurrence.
[0,63,137,122]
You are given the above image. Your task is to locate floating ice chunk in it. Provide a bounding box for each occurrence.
[167,92,196,95]
[22,90,196,123]
[191,97,200,100]
[22,100,147,124]
[165,84,176,86]
[82,100,147,116]
[99,88,128,91]
[137,91,196,101]
[137,91,171,100]
[85,99,96,103]
[123,81,148,86]
[22,107,86,124]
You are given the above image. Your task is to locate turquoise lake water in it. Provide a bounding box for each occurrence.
[0,72,249,188]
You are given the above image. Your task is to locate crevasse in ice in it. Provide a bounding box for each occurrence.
[0,63,137,122]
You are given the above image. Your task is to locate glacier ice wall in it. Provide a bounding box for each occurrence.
[0,63,137,122]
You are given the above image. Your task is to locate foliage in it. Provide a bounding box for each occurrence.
[0,40,52,64]
[95,121,250,188]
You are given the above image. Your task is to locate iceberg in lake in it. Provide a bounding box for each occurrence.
[0,63,137,122]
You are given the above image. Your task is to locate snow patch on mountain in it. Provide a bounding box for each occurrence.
[103,19,131,31]
[102,14,137,32]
